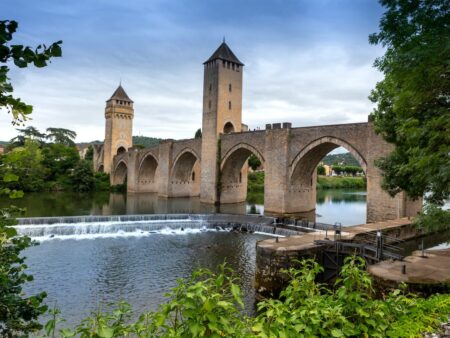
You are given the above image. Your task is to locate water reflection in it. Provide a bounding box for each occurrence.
[0,189,367,226]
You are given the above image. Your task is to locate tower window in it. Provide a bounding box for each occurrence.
[228,101,231,110]
[223,60,225,67]
[192,171,195,181]
[209,84,212,91]
[208,100,211,109]
[232,64,235,70]
[227,62,230,69]
[229,84,232,92]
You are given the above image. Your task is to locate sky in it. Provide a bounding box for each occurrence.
[1,0,385,143]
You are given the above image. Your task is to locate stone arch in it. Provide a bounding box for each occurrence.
[220,143,265,203]
[138,153,158,184]
[171,148,200,182]
[117,146,126,155]
[221,143,265,171]
[290,136,367,186]
[112,160,127,185]
[223,121,235,134]
[98,164,104,173]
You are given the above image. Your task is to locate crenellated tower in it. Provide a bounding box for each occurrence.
[200,41,244,203]
[103,85,134,173]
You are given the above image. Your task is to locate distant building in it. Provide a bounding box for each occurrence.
[323,164,332,176]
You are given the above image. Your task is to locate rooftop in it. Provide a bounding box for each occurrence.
[204,42,244,66]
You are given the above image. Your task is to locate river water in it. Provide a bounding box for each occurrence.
[2,189,367,326]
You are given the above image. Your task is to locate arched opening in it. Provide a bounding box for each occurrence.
[290,138,367,225]
[170,150,200,197]
[221,144,264,209]
[117,146,126,155]
[98,165,104,173]
[138,154,158,192]
[223,122,235,134]
[112,161,128,186]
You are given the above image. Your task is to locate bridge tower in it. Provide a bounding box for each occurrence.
[200,41,244,204]
[103,85,134,173]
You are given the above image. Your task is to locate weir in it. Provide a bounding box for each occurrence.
[14,214,307,240]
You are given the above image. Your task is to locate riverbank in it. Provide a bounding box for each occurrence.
[247,172,366,196]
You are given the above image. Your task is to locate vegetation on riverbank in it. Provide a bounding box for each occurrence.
[37,257,450,337]
[247,171,366,201]
[0,127,110,193]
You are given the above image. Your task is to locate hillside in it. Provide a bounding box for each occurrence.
[132,136,162,148]
[321,152,361,167]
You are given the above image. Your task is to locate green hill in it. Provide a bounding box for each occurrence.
[321,152,361,167]
[132,136,162,148]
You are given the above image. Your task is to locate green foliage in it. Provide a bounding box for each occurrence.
[317,176,366,190]
[369,0,450,226]
[39,257,450,337]
[46,127,77,146]
[84,145,93,161]
[132,136,162,149]
[414,203,450,233]
[0,173,47,336]
[331,165,364,176]
[0,139,46,192]
[195,128,202,139]
[322,152,361,167]
[47,264,252,337]
[42,143,80,182]
[0,20,62,125]
[94,172,111,191]
[317,164,326,175]
[70,160,95,192]
[248,154,261,171]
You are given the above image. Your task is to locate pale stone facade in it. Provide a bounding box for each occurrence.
[95,42,421,223]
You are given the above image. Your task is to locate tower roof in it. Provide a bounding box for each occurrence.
[204,42,244,66]
[109,85,133,102]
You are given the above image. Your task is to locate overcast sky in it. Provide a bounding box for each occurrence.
[1,0,385,143]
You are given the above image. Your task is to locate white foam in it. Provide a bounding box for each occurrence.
[31,226,214,242]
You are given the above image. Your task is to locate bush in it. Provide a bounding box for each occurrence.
[70,160,95,192]
[0,174,47,336]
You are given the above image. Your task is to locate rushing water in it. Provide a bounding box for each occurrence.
[3,189,367,326]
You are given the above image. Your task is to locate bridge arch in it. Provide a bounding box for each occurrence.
[220,143,265,204]
[290,136,367,185]
[138,153,158,191]
[112,160,128,185]
[170,148,201,197]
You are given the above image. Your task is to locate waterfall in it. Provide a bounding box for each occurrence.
[14,214,306,241]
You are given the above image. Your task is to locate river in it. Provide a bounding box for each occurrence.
[2,189,367,326]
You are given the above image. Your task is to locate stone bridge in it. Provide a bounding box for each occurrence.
[110,121,421,223]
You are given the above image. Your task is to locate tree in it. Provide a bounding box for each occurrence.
[317,164,326,176]
[0,139,46,192]
[70,160,95,192]
[195,128,202,139]
[0,20,61,335]
[1,20,62,125]
[46,127,76,146]
[248,154,261,170]
[9,126,47,147]
[84,145,93,161]
[369,0,450,221]
[42,143,80,181]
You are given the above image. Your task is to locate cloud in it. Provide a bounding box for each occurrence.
[1,0,384,142]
